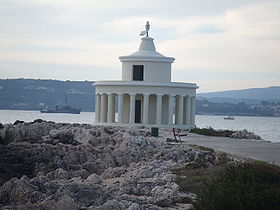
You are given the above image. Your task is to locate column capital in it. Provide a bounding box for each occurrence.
[117,93,123,95]
[156,94,164,97]
[169,94,176,97]
[129,93,136,96]
[143,93,150,96]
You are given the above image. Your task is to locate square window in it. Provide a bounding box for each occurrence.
[133,65,144,81]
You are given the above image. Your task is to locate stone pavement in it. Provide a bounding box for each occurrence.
[182,133,280,166]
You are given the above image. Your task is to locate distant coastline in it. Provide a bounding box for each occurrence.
[196,99,280,117]
[0,79,279,117]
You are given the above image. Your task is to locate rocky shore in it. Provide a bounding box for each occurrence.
[190,127,262,141]
[0,120,229,210]
[230,129,262,140]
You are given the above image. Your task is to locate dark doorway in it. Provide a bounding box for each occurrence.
[135,100,141,123]
[133,65,144,81]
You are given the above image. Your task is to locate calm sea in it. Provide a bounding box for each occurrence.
[0,110,279,143]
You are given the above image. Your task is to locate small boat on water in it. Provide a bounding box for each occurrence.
[224,116,235,120]
[40,105,81,114]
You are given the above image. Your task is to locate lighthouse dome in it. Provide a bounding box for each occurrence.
[119,36,175,63]
[119,22,175,83]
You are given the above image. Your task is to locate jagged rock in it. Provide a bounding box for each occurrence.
[13,120,25,125]
[128,129,151,137]
[0,176,39,206]
[0,122,222,209]
[103,127,116,135]
[49,129,76,144]
[70,169,89,179]
[96,129,102,137]
[0,144,34,185]
[52,195,80,210]
[161,174,176,182]
[0,122,58,145]
[87,173,101,184]
[128,203,141,210]
[102,167,127,179]
[126,136,154,148]
[51,178,110,207]
[231,129,262,140]
[32,119,45,124]
[47,168,69,180]
[94,199,123,210]
[88,136,100,146]
[73,128,95,144]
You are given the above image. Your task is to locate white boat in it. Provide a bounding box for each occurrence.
[224,116,235,120]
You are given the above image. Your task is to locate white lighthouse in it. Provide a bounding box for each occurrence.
[95,22,198,129]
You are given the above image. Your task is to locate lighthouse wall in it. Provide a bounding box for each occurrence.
[121,61,171,83]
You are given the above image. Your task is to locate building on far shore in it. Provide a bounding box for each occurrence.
[94,22,198,129]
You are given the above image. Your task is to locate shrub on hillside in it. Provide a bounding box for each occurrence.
[193,162,280,210]
[190,127,235,137]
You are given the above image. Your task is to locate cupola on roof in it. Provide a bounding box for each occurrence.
[119,22,175,63]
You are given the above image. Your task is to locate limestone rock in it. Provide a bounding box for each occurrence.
[128,203,141,210]
[0,122,221,209]
[49,129,78,145]
[0,122,56,145]
[87,173,101,184]
[94,199,123,210]
[231,129,262,140]
[47,168,69,180]
[102,167,127,179]
[52,195,80,210]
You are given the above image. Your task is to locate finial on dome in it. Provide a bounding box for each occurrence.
[139,21,150,37]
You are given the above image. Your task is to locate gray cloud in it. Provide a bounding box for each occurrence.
[0,0,279,92]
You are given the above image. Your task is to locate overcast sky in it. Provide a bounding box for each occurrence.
[0,0,280,92]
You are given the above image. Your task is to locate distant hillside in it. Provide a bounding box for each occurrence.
[1,79,279,116]
[198,86,280,104]
[0,79,95,111]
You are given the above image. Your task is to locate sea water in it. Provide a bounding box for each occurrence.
[0,110,279,142]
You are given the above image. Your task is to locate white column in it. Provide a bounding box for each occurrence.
[143,94,149,124]
[100,93,107,123]
[117,93,124,123]
[156,94,163,125]
[95,93,101,123]
[175,96,179,124]
[178,95,184,125]
[168,95,174,125]
[185,95,191,125]
[129,93,136,124]
[112,95,116,122]
[107,93,113,123]
[191,96,196,126]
